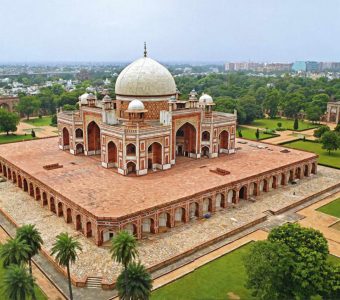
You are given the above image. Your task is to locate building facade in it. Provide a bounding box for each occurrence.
[58,54,237,176]
[326,101,340,123]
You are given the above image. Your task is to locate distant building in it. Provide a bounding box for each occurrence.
[326,101,340,123]
[292,61,319,72]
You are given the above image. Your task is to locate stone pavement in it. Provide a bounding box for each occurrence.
[0,226,65,300]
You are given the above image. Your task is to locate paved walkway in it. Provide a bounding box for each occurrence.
[241,124,317,145]
[0,226,65,300]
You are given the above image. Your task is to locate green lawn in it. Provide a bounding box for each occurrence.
[23,116,52,126]
[283,140,340,168]
[0,249,47,299]
[317,198,340,218]
[251,118,317,131]
[0,134,36,144]
[237,126,275,140]
[151,243,254,300]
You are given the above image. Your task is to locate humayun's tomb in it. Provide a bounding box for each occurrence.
[0,49,317,246]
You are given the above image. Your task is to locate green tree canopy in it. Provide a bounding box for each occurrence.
[320,131,340,155]
[16,96,41,120]
[116,261,153,300]
[0,109,19,135]
[0,238,31,267]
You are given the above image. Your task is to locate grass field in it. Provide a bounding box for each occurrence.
[0,248,47,299]
[0,134,36,144]
[283,140,340,168]
[23,116,52,126]
[317,198,340,218]
[251,118,317,131]
[237,126,275,140]
[151,243,254,300]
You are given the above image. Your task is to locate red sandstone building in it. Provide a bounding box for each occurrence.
[0,50,318,246]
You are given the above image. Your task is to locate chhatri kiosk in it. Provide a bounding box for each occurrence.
[57,48,237,176]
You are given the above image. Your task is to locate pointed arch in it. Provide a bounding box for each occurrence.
[87,121,101,152]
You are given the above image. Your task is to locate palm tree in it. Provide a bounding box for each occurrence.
[116,261,153,300]
[16,224,43,276]
[110,230,138,296]
[2,264,36,300]
[110,230,138,270]
[0,237,31,267]
[51,232,82,300]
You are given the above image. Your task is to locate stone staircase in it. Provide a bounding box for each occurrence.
[86,277,102,289]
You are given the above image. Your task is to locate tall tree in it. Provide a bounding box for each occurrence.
[321,131,340,155]
[2,265,36,300]
[16,224,43,276]
[0,109,19,135]
[110,231,138,296]
[16,96,40,120]
[245,223,338,300]
[0,237,31,267]
[116,261,153,300]
[51,233,82,300]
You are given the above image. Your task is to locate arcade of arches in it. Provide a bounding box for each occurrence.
[0,158,317,246]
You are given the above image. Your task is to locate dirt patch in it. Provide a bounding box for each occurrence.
[227,292,240,300]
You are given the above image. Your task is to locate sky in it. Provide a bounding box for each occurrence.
[1,0,340,63]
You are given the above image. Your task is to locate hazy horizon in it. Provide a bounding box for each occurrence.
[1,0,340,63]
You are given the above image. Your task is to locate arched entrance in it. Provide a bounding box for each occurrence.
[126,143,136,156]
[62,128,70,148]
[87,121,101,153]
[126,161,136,176]
[158,212,171,232]
[219,130,229,153]
[202,131,210,141]
[227,189,237,203]
[35,187,41,201]
[76,215,82,232]
[189,202,199,219]
[107,141,118,166]
[86,222,92,237]
[176,123,196,158]
[174,207,186,224]
[148,142,162,169]
[7,168,12,180]
[311,163,316,174]
[42,192,48,206]
[75,128,83,139]
[295,167,302,179]
[23,179,28,192]
[215,193,225,209]
[75,143,84,155]
[66,208,72,223]
[124,223,137,236]
[0,103,10,111]
[249,182,258,196]
[29,183,34,197]
[12,171,17,184]
[57,202,63,217]
[281,173,286,185]
[201,146,209,158]
[50,197,56,214]
[142,218,155,236]
[18,175,22,188]
[101,229,115,243]
[202,198,212,215]
[304,165,309,177]
[239,185,248,200]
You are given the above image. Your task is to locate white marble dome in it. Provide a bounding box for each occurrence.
[199,93,213,104]
[79,92,89,104]
[115,57,177,97]
[128,99,145,111]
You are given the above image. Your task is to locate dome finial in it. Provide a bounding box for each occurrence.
[144,42,147,57]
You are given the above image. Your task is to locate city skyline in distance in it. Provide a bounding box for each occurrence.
[1,0,340,63]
